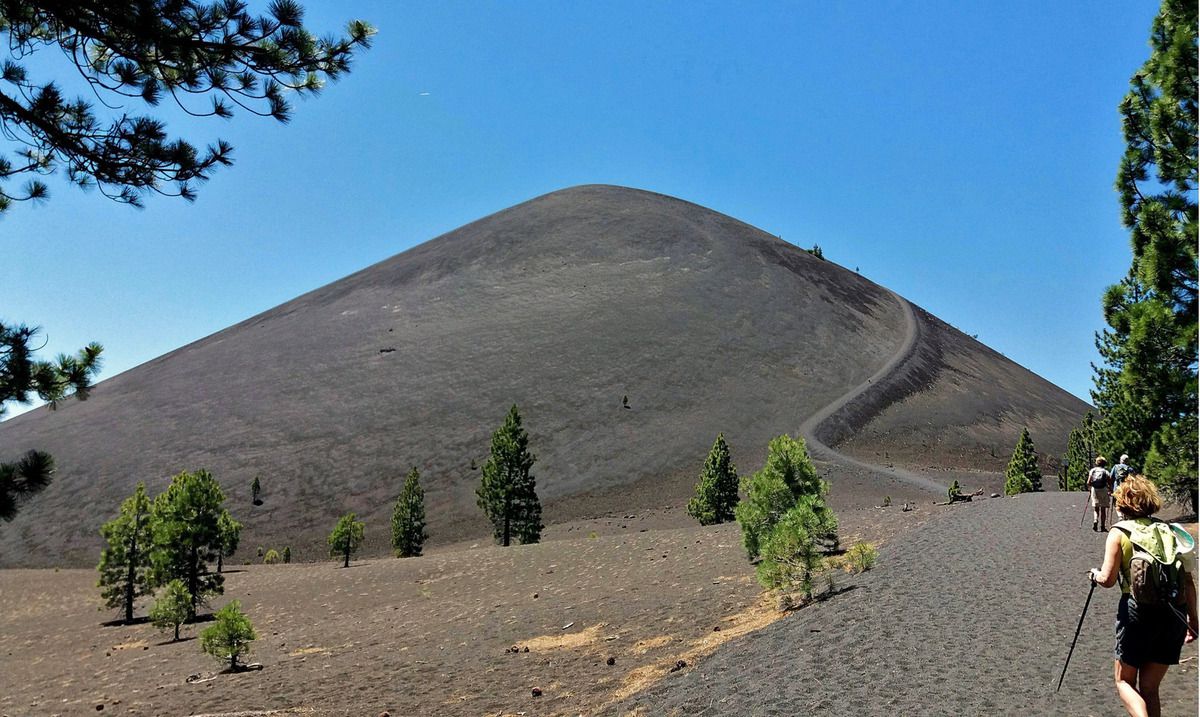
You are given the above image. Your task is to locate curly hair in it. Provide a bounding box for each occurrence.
[1113,474,1162,519]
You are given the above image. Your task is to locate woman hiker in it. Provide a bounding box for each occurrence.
[1088,456,1112,532]
[1088,475,1198,717]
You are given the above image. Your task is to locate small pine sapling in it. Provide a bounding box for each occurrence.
[200,601,256,671]
[149,579,191,642]
[282,546,291,564]
[263,548,281,564]
[328,513,365,567]
[251,476,262,506]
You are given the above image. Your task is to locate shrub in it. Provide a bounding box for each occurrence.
[149,579,191,641]
[200,601,256,671]
[282,546,291,564]
[263,549,281,564]
[843,541,878,574]
[947,480,961,501]
[882,495,891,507]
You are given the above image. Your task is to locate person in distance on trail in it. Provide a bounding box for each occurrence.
[1088,475,1198,717]
[1111,454,1132,515]
[1088,456,1113,532]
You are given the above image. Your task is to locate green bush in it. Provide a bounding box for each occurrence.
[282,546,291,564]
[200,601,256,671]
[843,541,878,574]
[263,549,281,564]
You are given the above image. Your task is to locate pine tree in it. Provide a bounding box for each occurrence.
[734,434,835,560]
[328,513,364,567]
[251,475,262,506]
[391,467,428,558]
[476,405,543,546]
[149,470,226,618]
[686,434,739,526]
[1095,0,1198,511]
[216,511,241,574]
[755,502,829,598]
[1,324,101,523]
[0,449,54,524]
[1062,412,1100,492]
[96,482,155,622]
[200,601,256,672]
[1004,428,1039,496]
[149,579,191,642]
[0,2,374,214]
[0,323,102,417]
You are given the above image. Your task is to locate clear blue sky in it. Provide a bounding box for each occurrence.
[3,1,1163,418]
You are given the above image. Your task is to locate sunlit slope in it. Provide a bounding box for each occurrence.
[0,185,1087,566]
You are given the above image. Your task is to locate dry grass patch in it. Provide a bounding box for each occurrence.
[518,622,607,650]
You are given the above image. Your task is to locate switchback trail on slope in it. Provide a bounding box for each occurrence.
[798,290,947,496]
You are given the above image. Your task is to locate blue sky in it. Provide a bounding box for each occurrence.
[3,1,1162,418]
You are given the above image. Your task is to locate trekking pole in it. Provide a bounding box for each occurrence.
[1079,492,1091,528]
[1056,575,1097,692]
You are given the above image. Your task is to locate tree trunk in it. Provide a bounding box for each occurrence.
[188,545,199,619]
[343,545,350,568]
[217,551,223,573]
[503,495,512,547]
[174,622,180,641]
[125,536,136,623]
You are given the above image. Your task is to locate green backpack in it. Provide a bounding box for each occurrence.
[1114,519,1194,609]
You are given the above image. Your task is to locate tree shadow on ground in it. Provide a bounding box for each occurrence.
[155,636,196,646]
[101,616,151,627]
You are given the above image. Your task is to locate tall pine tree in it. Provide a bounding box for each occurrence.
[97,482,155,622]
[477,405,543,546]
[1062,412,1100,491]
[149,470,226,618]
[1004,428,1040,496]
[686,434,739,526]
[1094,0,1197,511]
[391,467,428,558]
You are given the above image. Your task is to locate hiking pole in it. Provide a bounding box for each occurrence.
[1057,575,1097,692]
[1079,492,1091,529]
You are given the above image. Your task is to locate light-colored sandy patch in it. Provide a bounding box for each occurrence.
[189,709,318,717]
[519,622,606,650]
[110,639,149,651]
[610,595,782,704]
[288,646,327,656]
[630,635,673,654]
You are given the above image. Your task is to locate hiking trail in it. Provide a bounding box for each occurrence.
[799,290,947,496]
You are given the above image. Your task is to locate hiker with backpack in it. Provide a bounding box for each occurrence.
[1111,454,1132,514]
[1088,475,1198,717]
[1088,456,1113,532]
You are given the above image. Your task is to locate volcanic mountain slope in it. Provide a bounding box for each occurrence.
[0,185,1089,567]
